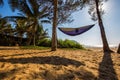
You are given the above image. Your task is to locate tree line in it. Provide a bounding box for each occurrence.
[0,0,113,52]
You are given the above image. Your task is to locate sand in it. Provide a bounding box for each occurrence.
[0,47,120,80]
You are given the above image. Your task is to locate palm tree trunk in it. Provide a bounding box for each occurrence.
[117,44,120,54]
[33,22,37,46]
[27,33,32,46]
[95,0,112,52]
[33,33,36,46]
[51,0,58,51]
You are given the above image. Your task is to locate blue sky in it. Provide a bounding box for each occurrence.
[0,0,120,47]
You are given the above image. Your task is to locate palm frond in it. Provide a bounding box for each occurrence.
[0,19,7,27]
[3,16,26,19]
[8,0,33,17]
[8,0,19,12]
[41,20,51,24]
[3,16,27,22]
[28,0,39,16]
[39,6,48,17]
[17,13,25,17]
[39,13,50,19]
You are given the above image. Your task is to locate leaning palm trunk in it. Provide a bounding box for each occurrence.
[51,0,58,51]
[95,0,112,52]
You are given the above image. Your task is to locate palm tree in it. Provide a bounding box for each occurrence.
[14,19,27,45]
[12,19,48,46]
[84,0,112,52]
[0,20,15,45]
[51,0,58,51]
[7,0,50,46]
[0,18,13,35]
[94,0,112,52]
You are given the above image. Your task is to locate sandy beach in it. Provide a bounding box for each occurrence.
[0,47,120,80]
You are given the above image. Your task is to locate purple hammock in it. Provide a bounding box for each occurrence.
[58,24,95,36]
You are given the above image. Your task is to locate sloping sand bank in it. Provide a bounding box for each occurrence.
[0,47,120,80]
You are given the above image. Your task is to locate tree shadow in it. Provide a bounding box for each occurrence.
[0,56,84,67]
[55,69,96,80]
[0,68,22,79]
[98,52,118,80]
[29,65,96,80]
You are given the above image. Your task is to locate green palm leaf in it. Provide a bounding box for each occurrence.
[39,13,50,19]
[41,20,51,24]
[3,16,27,22]
[28,0,39,16]
[8,0,33,17]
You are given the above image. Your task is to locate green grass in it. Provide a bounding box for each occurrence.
[20,46,50,50]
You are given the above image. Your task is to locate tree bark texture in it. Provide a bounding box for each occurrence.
[117,44,120,54]
[51,0,58,51]
[95,0,112,52]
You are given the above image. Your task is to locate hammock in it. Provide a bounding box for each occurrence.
[58,24,95,36]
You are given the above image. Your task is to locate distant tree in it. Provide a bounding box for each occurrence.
[84,0,112,52]
[13,19,48,45]
[1,18,15,37]
[0,18,14,35]
[14,19,27,45]
[0,22,15,46]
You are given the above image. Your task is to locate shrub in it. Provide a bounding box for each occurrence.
[37,38,51,47]
[58,39,84,49]
[37,38,84,49]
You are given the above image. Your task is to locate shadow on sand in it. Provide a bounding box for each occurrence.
[0,68,22,79]
[0,56,84,67]
[98,52,118,80]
